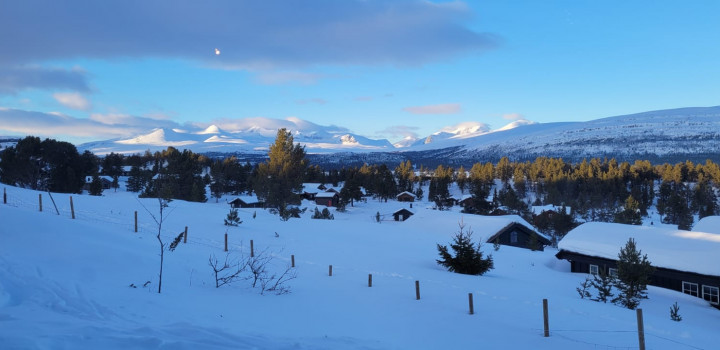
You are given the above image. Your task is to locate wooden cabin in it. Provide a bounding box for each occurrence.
[396,191,417,202]
[556,222,720,307]
[486,221,551,251]
[393,208,414,221]
[315,191,339,207]
[228,195,263,208]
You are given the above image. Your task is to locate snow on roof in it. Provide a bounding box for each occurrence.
[393,208,414,215]
[396,191,416,198]
[455,215,549,243]
[302,183,324,193]
[531,205,571,215]
[315,192,338,198]
[558,222,720,277]
[231,194,260,204]
[85,175,113,183]
[693,216,720,234]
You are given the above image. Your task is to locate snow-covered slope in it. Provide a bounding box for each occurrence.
[1,185,718,349]
[416,106,720,162]
[79,117,395,155]
[77,106,720,162]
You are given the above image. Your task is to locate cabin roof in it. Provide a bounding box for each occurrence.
[558,222,720,277]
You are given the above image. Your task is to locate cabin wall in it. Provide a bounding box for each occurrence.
[559,251,720,305]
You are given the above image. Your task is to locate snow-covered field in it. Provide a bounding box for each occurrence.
[1,185,718,349]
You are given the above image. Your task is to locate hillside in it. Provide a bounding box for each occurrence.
[0,185,717,349]
[77,106,720,165]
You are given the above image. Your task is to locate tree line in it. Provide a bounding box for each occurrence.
[2,135,718,233]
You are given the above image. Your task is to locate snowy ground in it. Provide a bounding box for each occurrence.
[1,185,718,349]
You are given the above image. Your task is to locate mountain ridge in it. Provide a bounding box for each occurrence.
[77,106,720,164]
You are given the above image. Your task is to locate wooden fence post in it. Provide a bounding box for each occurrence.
[39,193,42,212]
[224,233,228,252]
[368,274,373,287]
[3,188,6,204]
[637,308,646,350]
[291,255,295,267]
[250,239,254,257]
[543,299,550,337]
[134,211,138,232]
[69,196,75,219]
[329,265,333,276]
[415,281,420,300]
[468,293,474,315]
[183,226,188,243]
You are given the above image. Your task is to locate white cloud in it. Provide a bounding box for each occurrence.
[1,1,498,71]
[0,108,182,143]
[0,66,90,95]
[403,103,462,115]
[53,92,91,110]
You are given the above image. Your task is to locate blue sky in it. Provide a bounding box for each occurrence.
[1,0,719,145]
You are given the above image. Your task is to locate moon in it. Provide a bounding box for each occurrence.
[214,48,221,55]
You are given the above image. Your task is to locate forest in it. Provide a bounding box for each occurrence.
[1,135,718,243]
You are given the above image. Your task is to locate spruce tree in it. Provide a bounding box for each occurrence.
[436,221,494,275]
[613,238,655,309]
[224,208,242,226]
[89,174,103,196]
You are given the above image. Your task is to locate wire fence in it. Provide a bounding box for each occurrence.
[0,187,709,350]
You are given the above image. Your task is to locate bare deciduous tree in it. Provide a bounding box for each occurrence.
[208,245,297,295]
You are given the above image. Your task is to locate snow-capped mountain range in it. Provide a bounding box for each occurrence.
[78,106,720,163]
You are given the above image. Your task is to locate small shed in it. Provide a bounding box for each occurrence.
[393,208,414,221]
[228,195,263,208]
[315,191,339,207]
[396,191,417,202]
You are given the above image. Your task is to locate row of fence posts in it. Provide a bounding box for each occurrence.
[32,193,76,219]
[10,188,648,348]
[540,298,645,349]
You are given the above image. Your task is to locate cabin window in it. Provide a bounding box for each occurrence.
[589,264,599,275]
[510,231,518,243]
[682,282,699,297]
[608,268,618,278]
[702,285,719,304]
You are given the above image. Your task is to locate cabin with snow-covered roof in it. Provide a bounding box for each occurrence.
[556,222,720,306]
[393,208,414,221]
[84,175,113,190]
[693,216,720,234]
[228,195,263,208]
[315,191,339,207]
[451,215,551,251]
[301,183,327,200]
[396,191,416,202]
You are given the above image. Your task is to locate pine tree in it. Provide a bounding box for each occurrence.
[613,238,655,309]
[614,195,642,225]
[577,276,592,299]
[89,174,103,196]
[126,165,146,192]
[670,302,682,322]
[224,208,242,226]
[254,129,307,211]
[590,270,615,303]
[436,220,494,275]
